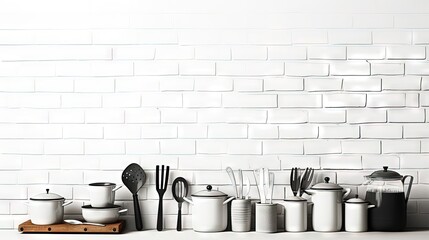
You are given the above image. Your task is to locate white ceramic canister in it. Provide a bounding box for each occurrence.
[345,195,375,232]
[255,203,278,233]
[305,177,351,232]
[88,182,122,208]
[283,196,308,232]
[184,185,234,232]
[231,199,251,232]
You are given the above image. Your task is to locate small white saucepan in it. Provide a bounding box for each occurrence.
[82,205,127,224]
[88,182,122,208]
[25,189,73,225]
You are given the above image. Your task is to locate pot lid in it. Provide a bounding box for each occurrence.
[311,177,343,190]
[285,196,307,202]
[346,195,369,204]
[30,189,65,201]
[366,166,403,180]
[82,204,120,209]
[89,182,116,186]
[191,185,227,197]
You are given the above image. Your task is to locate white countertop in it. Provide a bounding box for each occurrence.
[4,230,429,240]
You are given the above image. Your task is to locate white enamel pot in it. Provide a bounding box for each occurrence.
[184,185,234,232]
[305,177,351,232]
[82,205,128,224]
[25,189,73,225]
[88,182,122,207]
[345,195,376,232]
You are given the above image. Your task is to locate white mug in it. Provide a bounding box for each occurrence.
[88,182,122,208]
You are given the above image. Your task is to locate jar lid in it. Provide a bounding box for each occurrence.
[366,166,403,180]
[285,196,307,202]
[191,185,227,197]
[346,195,369,204]
[30,189,65,201]
[311,177,343,190]
[89,182,116,187]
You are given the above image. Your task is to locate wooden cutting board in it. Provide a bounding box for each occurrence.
[18,220,124,234]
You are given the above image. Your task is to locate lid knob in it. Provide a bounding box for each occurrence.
[383,166,388,172]
[355,194,359,198]
[46,189,49,194]
[206,185,212,191]
[324,177,330,183]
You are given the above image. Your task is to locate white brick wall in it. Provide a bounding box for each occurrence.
[2,0,429,230]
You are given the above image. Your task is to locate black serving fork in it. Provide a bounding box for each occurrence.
[156,165,170,231]
[290,167,300,196]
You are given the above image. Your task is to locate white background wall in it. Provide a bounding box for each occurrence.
[1,0,429,230]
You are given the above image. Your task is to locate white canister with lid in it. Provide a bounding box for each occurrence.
[345,195,375,232]
[283,196,308,232]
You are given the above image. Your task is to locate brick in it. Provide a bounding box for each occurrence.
[232,46,266,60]
[264,77,303,91]
[178,125,207,139]
[34,30,91,44]
[161,109,197,123]
[421,77,429,90]
[382,140,420,153]
[85,140,125,154]
[156,46,194,60]
[247,30,291,45]
[35,77,73,92]
[223,94,277,108]
[421,92,429,107]
[362,155,400,169]
[249,125,278,139]
[404,124,429,138]
[342,140,380,154]
[0,46,111,61]
[22,156,59,170]
[395,14,429,28]
[406,62,429,75]
[104,125,141,139]
[400,155,429,169]
[263,140,303,154]
[413,31,429,44]
[141,93,182,108]
[406,93,419,107]
[343,77,381,92]
[308,109,345,123]
[292,30,327,44]
[383,76,421,90]
[371,63,404,75]
[85,109,124,123]
[160,140,195,154]
[217,62,284,76]
[285,63,329,77]
[56,61,133,77]
[208,124,247,139]
[308,46,346,60]
[50,171,83,184]
[179,61,215,76]
[194,78,233,92]
[367,93,405,107]
[329,30,372,44]
[353,14,394,28]
[115,77,159,92]
[0,124,61,139]
[113,46,155,60]
[74,78,115,93]
[196,140,227,154]
[44,140,84,154]
[141,125,177,139]
[234,78,263,92]
[0,93,60,108]
[267,109,308,123]
[183,93,221,107]
[134,61,178,76]
[0,78,33,92]
[125,109,160,123]
[0,109,48,123]
[347,46,385,60]
[279,125,318,139]
[226,109,267,123]
[331,62,370,76]
[386,46,426,59]
[0,186,27,199]
[361,125,402,139]
[422,141,429,153]
[321,156,362,170]
[126,140,160,154]
[304,140,341,155]
[103,94,141,108]
[0,140,43,154]
[373,31,412,44]
[319,125,359,139]
[278,94,322,108]
[179,29,247,45]
[228,140,262,155]
[179,156,222,170]
[62,94,101,108]
[347,109,386,124]
[280,156,320,169]
[388,109,425,123]
[305,77,342,92]
[324,93,366,107]
[61,156,99,170]
[195,46,230,60]
[268,46,306,60]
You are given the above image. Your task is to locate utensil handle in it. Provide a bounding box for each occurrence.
[177,207,182,231]
[133,194,143,231]
[157,197,163,231]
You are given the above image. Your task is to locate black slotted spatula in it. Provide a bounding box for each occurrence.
[122,163,146,231]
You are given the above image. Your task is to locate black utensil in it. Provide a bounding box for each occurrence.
[156,165,170,231]
[172,177,188,231]
[290,167,300,196]
[122,163,146,231]
[299,168,314,197]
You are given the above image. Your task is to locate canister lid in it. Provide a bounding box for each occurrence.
[310,177,344,190]
[366,166,403,180]
[346,195,369,204]
[284,196,307,202]
[30,189,65,201]
[191,185,227,197]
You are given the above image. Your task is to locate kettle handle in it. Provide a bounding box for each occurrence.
[402,175,414,204]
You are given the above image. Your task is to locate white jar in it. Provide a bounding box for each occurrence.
[345,195,375,232]
[283,196,308,232]
[88,182,122,208]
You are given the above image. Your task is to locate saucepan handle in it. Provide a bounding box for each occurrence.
[402,175,414,204]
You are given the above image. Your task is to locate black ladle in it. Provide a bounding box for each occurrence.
[122,163,146,231]
[172,177,188,231]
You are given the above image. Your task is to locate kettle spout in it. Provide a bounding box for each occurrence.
[303,189,315,195]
